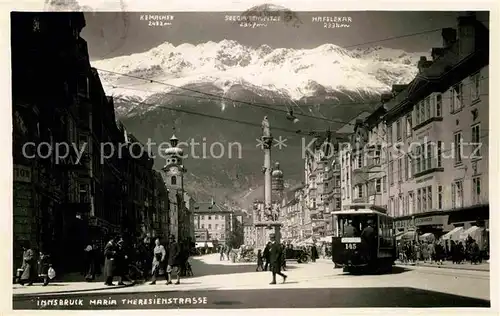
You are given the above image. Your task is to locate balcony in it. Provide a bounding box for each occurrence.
[413,157,444,179]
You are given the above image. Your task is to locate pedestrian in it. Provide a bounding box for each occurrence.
[220,245,225,261]
[268,234,287,284]
[281,244,287,271]
[311,244,318,263]
[256,249,264,271]
[166,235,181,285]
[103,236,118,286]
[361,219,376,264]
[263,242,271,271]
[226,245,232,261]
[37,250,51,286]
[83,244,96,281]
[116,237,132,285]
[19,242,36,286]
[150,238,167,285]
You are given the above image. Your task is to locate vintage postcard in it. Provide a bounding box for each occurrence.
[7,0,494,312]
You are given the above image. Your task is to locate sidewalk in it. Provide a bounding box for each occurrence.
[396,261,489,272]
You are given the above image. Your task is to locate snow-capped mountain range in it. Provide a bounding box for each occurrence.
[92,39,429,107]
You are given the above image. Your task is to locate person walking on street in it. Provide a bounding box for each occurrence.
[83,244,96,281]
[220,245,225,261]
[37,250,51,286]
[166,235,181,285]
[116,238,132,285]
[256,249,264,271]
[103,236,118,286]
[311,244,318,263]
[263,242,271,271]
[268,234,287,284]
[150,238,167,285]
[19,242,36,286]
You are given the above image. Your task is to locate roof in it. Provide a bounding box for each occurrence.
[336,112,371,134]
[194,202,231,214]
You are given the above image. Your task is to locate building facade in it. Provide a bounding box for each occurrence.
[384,14,489,236]
[193,201,232,245]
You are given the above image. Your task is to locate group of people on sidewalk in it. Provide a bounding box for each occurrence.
[398,235,485,265]
[15,242,53,287]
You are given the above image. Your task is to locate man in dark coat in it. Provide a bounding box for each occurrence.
[311,244,318,262]
[166,235,181,285]
[361,219,376,263]
[268,234,287,284]
[19,242,36,286]
[103,236,118,286]
[263,242,271,271]
[344,220,359,237]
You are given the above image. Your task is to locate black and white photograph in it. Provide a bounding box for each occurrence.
[8,2,493,310]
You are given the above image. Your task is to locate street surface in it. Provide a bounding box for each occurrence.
[13,254,490,309]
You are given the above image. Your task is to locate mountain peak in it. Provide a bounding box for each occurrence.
[93,39,429,103]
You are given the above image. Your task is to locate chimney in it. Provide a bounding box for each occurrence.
[391,84,407,95]
[431,47,446,61]
[441,28,457,48]
[417,56,432,73]
[380,93,392,103]
[457,12,480,57]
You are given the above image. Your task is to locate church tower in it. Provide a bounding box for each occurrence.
[163,134,185,191]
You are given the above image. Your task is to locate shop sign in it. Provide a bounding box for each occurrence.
[394,219,413,229]
[14,165,32,183]
[415,216,445,226]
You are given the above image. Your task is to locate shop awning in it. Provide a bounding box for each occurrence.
[396,230,417,241]
[460,226,484,241]
[419,232,436,242]
[195,242,214,248]
[441,226,464,241]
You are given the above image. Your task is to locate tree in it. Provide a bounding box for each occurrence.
[227,219,244,248]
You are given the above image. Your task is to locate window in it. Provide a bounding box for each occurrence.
[396,120,402,140]
[471,124,481,158]
[436,94,442,117]
[408,192,414,215]
[471,73,481,101]
[398,195,403,217]
[452,180,463,208]
[356,154,362,169]
[77,74,90,98]
[472,177,481,204]
[171,176,177,185]
[389,160,394,185]
[427,186,432,210]
[417,189,421,213]
[335,197,341,209]
[454,132,463,164]
[407,155,412,179]
[208,216,212,220]
[383,176,387,192]
[376,179,382,193]
[422,187,427,211]
[419,101,425,123]
[201,215,205,220]
[33,17,40,32]
[437,141,443,167]
[356,184,363,198]
[438,186,443,209]
[414,146,421,174]
[415,104,420,125]
[398,158,402,182]
[387,124,393,143]
[201,224,205,228]
[425,96,431,120]
[214,215,218,220]
[220,234,225,240]
[451,83,463,113]
[406,114,412,137]
[389,198,394,216]
[215,224,219,229]
[426,143,432,169]
[79,184,88,203]
[208,224,212,229]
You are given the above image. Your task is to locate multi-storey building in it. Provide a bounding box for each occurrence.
[243,215,256,246]
[193,200,232,245]
[281,184,305,241]
[337,112,371,209]
[383,13,489,236]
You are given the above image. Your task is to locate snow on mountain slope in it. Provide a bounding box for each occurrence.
[92,39,429,102]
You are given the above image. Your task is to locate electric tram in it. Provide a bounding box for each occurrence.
[331,203,396,274]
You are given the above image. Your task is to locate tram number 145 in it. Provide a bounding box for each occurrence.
[345,243,357,250]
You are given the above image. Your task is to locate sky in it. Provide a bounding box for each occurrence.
[81,11,490,61]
